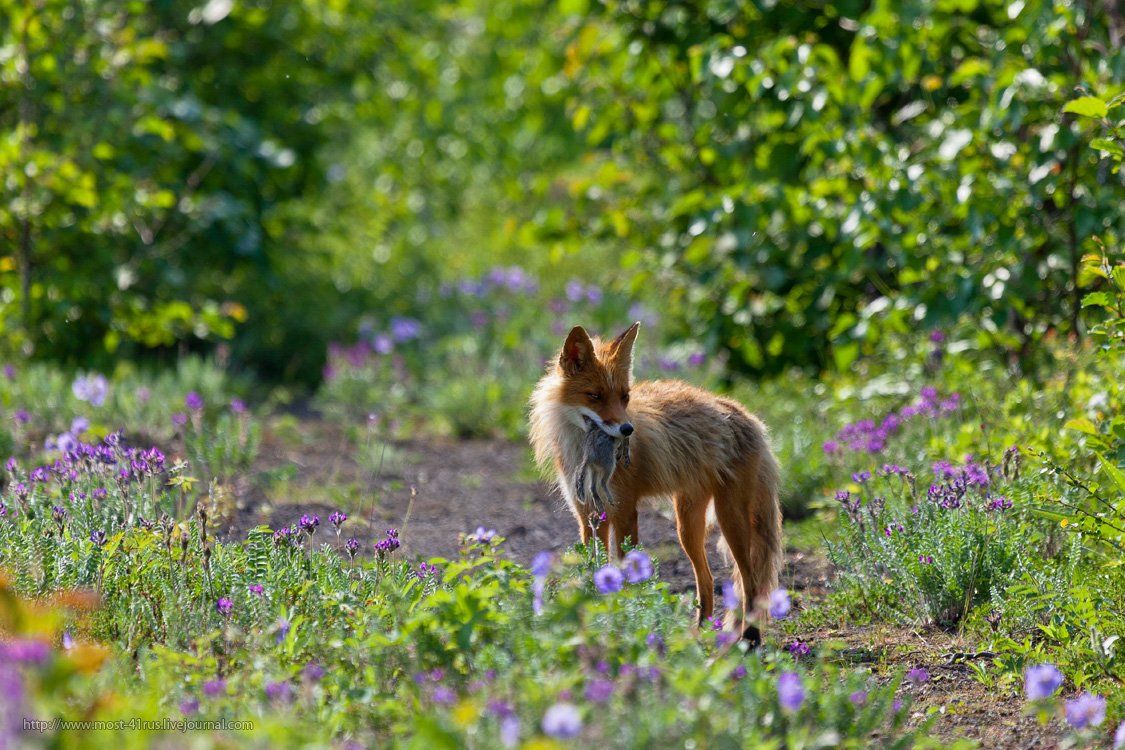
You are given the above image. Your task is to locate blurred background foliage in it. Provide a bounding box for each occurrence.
[1,0,1122,385]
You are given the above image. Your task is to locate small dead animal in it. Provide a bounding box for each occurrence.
[574,416,630,512]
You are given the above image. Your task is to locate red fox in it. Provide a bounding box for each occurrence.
[529,322,782,637]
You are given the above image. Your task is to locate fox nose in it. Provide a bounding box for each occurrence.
[619,422,634,437]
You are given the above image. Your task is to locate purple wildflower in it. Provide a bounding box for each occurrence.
[89,530,107,547]
[849,690,868,706]
[390,317,423,342]
[230,398,247,414]
[987,494,1012,511]
[594,565,625,594]
[500,716,521,748]
[768,588,791,619]
[203,679,226,698]
[374,528,400,554]
[906,667,929,684]
[303,663,325,683]
[1064,693,1106,729]
[787,640,811,658]
[531,551,554,577]
[542,703,583,739]
[216,598,234,617]
[185,392,204,410]
[1024,664,1063,700]
[56,433,78,453]
[329,511,347,529]
[585,679,614,703]
[373,334,394,355]
[0,639,50,664]
[264,681,293,703]
[565,280,586,303]
[180,698,200,715]
[488,699,514,718]
[72,374,109,407]
[721,580,740,611]
[248,584,265,597]
[344,538,360,558]
[470,526,497,543]
[622,550,653,583]
[777,672,805,712]
[431,686,457,705]
[172,412,188,428]
[298,514,320,535]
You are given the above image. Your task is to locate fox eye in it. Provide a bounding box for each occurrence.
[621,392,630,405]
[586,392,602,402]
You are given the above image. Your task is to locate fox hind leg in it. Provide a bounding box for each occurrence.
[713,459,782,639]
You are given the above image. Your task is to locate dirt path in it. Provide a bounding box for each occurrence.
[227,417,1064,749]
[232,419,743,594]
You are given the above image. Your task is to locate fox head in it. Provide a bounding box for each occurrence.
[554,322,639,438]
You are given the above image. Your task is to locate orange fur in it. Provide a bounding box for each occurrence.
[529,323,783,632]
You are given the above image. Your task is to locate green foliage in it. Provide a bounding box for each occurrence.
[554,0,1124,374]
[180,409,261,485]
[5,1,1122,386]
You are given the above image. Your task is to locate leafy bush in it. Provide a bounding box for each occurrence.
[827,454,1036,628]
[559,2,1125,375]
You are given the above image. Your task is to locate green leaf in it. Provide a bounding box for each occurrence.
[1063,417,1098,435]
[1095,453,1125,493]
[833,342,859,371]
[1062,96,1108,118]
[1081,292,1112,308]
[1089,138,1124,159]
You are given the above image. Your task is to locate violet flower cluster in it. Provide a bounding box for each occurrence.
[823,387,961,456]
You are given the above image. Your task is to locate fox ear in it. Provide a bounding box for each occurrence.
[559,326,595,376]
[608,321,640,373]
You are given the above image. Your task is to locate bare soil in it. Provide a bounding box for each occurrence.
[225,417,1065,749]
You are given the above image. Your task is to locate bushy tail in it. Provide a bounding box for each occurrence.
[715,448,783,632]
